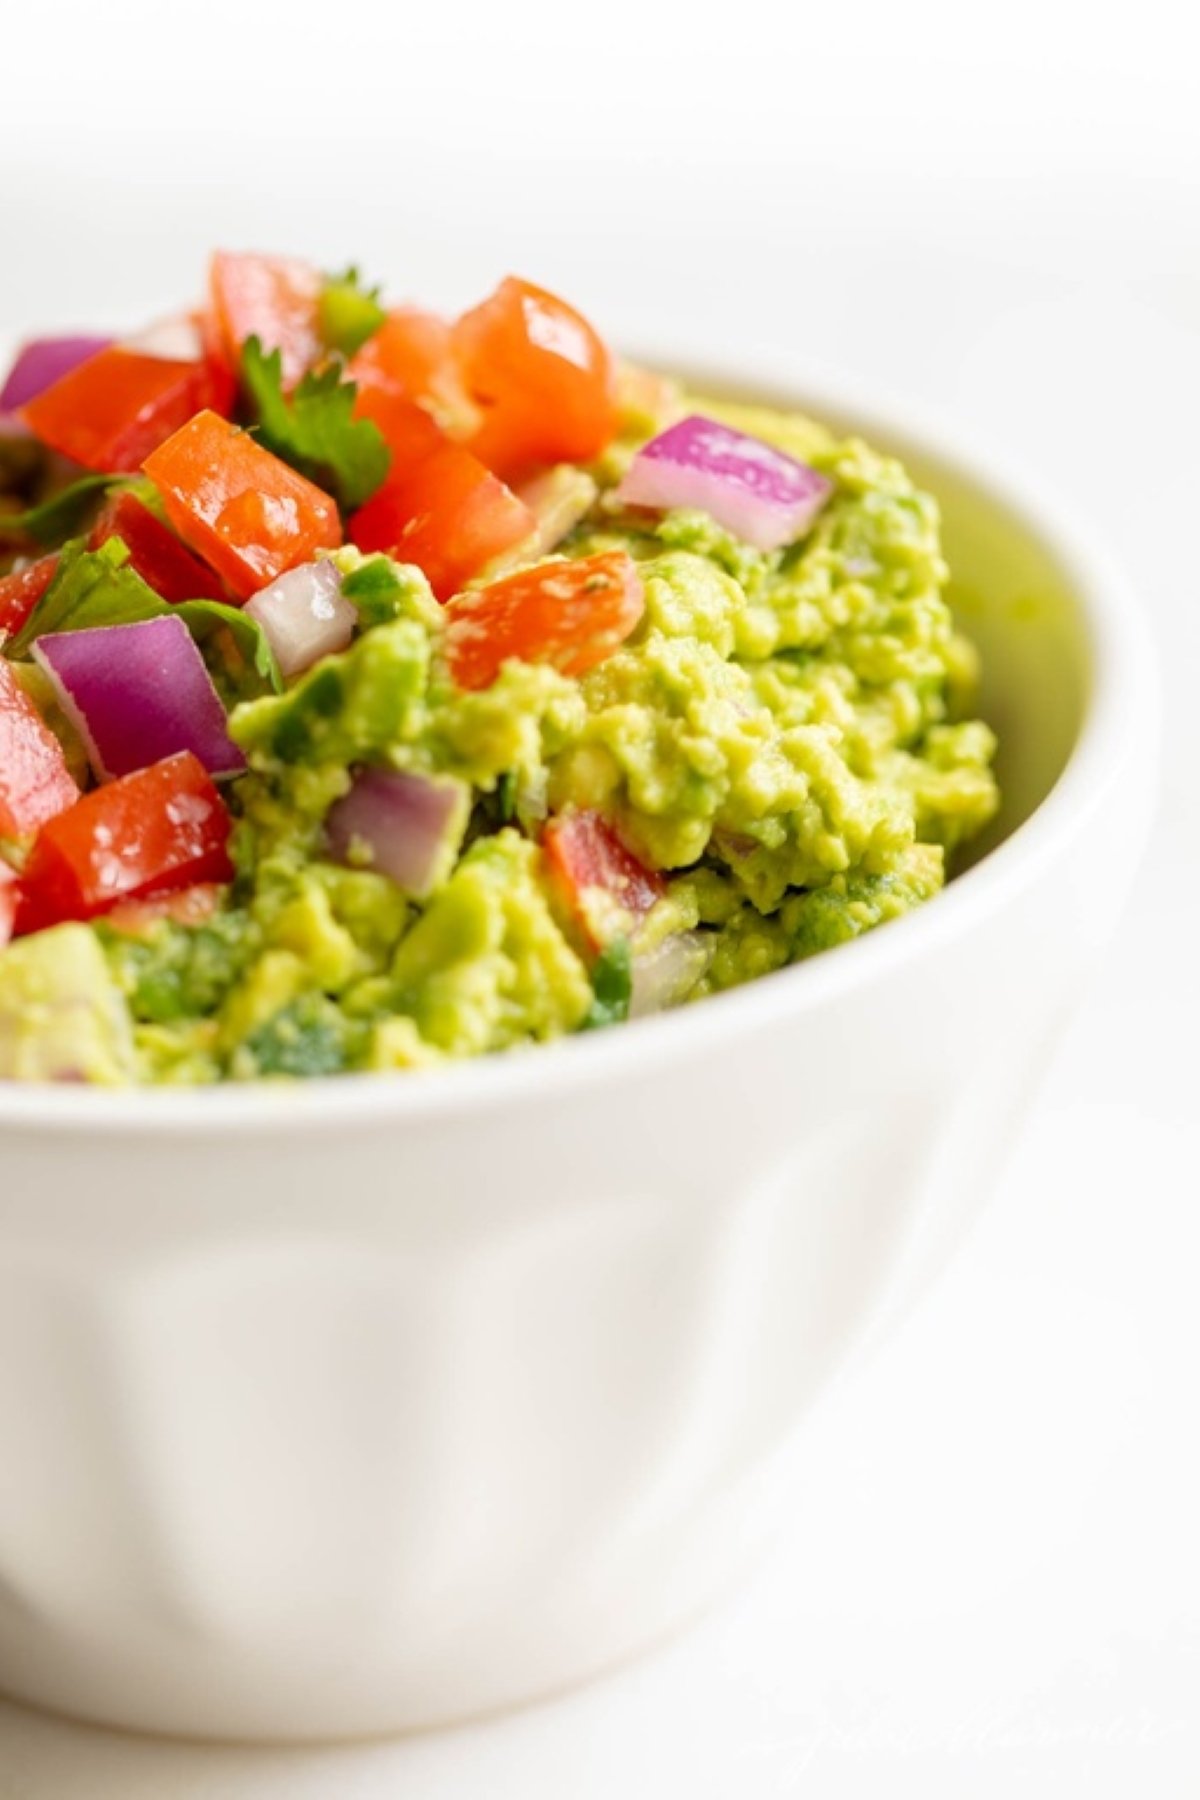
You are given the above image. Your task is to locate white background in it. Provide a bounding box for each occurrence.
[1,2,1197,1793]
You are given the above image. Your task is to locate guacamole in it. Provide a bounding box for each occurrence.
[0,259,998,1085]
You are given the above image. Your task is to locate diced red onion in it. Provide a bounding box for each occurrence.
[0,336,114,413]
[325,767,468,899]
[629,931,711,1019]
[616,414,833,552]
[243,558,357,679]
[33,615,245,782]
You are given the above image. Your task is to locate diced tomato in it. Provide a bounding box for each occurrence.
[0,658,80,840]
[21,347,220,473]
[142,410,342,601]
[443,549,644,690]
[209,251,322,390]
[349,444,534,601]
[16,751,233,934]
[349,307,478,435]
[89,491,228,604]
[0,555,58,641]
[0,859,19,949]
[194,307,239,416]
[122,312,237,419]
[543,809,665,952]
[453,277,617,480]
[350,307,447,399]
[351,384,447,481]
[103,881,223,937]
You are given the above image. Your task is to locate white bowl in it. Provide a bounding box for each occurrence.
[0,359,1158,1741]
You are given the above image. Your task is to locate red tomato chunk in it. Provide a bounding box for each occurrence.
[22,347,222,473]
[16,751,234,934]
[443,550,644,690]
[0,557,58,642]
[454,276,617,480]
[350,307,476,433]
[142,410,342,601]
[349,444,534,601]
[0,658,79,840]
[543,809,664,952]
[209,251,322,391]
[104,882,224,938]
[0,861,18,949]
[89,492,228,604]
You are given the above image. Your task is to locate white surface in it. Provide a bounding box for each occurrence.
[1,0,1197,1791]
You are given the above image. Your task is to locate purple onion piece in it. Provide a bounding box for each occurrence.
[244,559,357,679]
[325,768,469,899]
[33,615,245,782]
[0,336,114,413]
[616,414,833,552]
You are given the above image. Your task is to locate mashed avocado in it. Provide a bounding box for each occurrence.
[0,393,998,1085]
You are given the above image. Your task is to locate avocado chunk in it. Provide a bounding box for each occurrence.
[0,925,136,1085]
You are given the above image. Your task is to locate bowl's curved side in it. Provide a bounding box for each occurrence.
[0,362,1160,1737]
[0,760,1150,1737]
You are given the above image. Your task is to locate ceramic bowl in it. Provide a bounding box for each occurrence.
[0,359,1158,1740]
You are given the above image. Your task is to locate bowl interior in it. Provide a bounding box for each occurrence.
[0,357,1116,1125]
[909,442,1091,867]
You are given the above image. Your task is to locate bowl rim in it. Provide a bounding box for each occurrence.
[0,352,1158,1136]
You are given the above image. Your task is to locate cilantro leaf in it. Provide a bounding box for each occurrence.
[244,994,361,1078]
[10,537,281,696]
[581,936,633,1031]
[497,771,518,824]
[341,555,416,625]
[0,474,129,547]
[319,266,387,358]
[241,337,391,511]
[101,911,257,1024]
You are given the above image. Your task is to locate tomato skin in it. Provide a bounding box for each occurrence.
[350,307,478,435]
[543,809,665,952]
[351,307,447,391]
[351,384,446,480]
[351,308,447,401]
[443,549,644,690]
[21,348,219,473]
[209,251,322,390]
[0,556,58,641]
[453,276,617,479]
[16,751,233,934]
[89,491,228,603]
[142,410,342,601]
[0,502,211,634]
[195,306,239,416]
[348,445,534,601]
[0,860,19,949]
[0,658,80,840]
[103,881,223,937]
